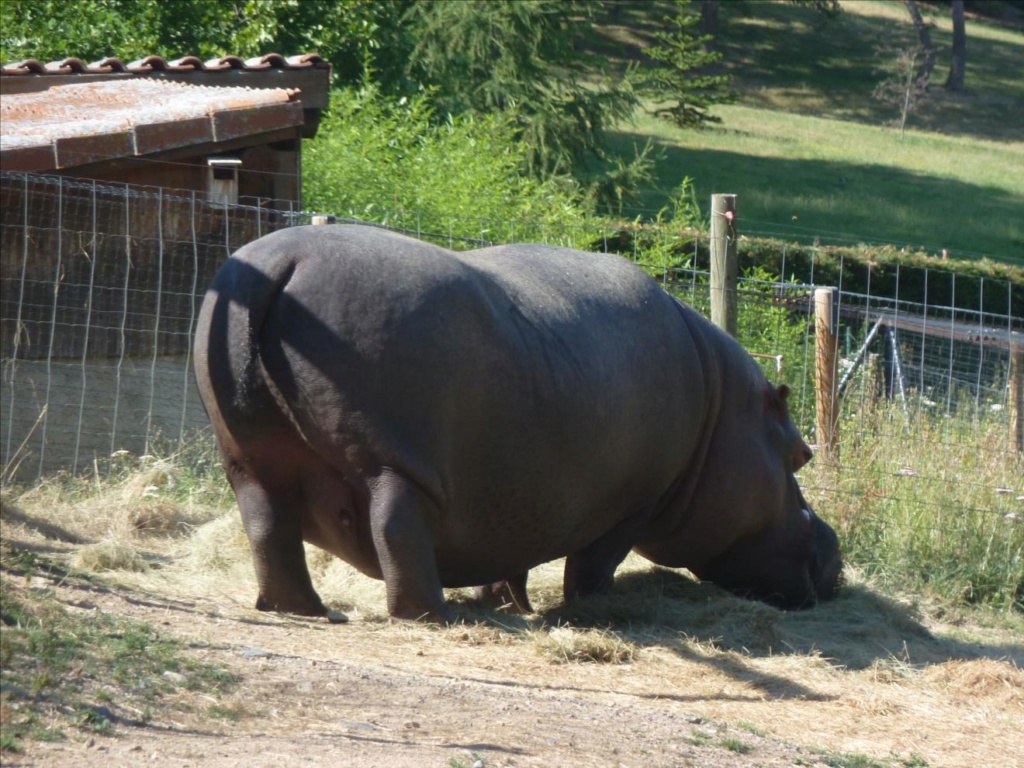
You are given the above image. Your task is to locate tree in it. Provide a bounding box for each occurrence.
[903,0,937,91]
[641,0,733,129]
[149,0,391,84]
[0,0,161,63]
[700,0,718,37]
[945,0,966,92]
[872,45,929,138]
[401,0,648,206]
[0,0,394,86]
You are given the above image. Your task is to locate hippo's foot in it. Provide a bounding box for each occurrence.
[255,593,328,617]
[474,573,532,614]
[387,596,457,624]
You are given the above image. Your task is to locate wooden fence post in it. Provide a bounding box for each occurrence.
[865,352,883,415]
[710,193,738,337]
[1010,346,1023,454]
[815,287,840,462]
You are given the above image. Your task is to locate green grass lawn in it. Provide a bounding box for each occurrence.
[717,0,1024,141]
[593,0,1024,263]
[613,104,1024,260]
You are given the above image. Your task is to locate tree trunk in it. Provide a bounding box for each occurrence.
[945,0,966,92]
[904,0,936,89]
[701,0,719,37]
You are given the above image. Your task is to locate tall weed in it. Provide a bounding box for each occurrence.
[804,402,1023,611]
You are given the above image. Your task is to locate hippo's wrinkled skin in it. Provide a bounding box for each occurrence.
[193,224,841,623]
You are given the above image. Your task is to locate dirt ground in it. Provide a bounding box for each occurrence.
[2,503,1023,768]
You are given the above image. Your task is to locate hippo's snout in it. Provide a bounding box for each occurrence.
[811,516,843,601]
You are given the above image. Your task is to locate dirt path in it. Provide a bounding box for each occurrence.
[2,492,1022,768]
[4,577,810,767]
[6,557,1023,768]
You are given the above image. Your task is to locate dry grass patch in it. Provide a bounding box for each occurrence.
[3,456,221,551]
[0,495,83,544]
[71,539,149,573]
[529,625,638,665]
[443,623,523,649]
[922,658,1024,708]
[178,511,251,575]
[686,597,783,654]
[5,447,1024,767]
[305,545,389,619]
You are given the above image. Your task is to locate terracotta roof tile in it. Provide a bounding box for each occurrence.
[0,53,329,76]
[0,79,304,171]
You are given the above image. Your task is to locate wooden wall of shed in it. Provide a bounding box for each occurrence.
[62,138,301,212]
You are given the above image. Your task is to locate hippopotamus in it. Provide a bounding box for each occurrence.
[193,224,841,623]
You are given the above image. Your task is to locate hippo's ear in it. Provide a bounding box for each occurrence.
[763,384,791,417]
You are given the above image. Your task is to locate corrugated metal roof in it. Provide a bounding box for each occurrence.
[0,53,329,76]
[0,78,304,171]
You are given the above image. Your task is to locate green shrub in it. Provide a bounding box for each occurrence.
[303,86,588,245]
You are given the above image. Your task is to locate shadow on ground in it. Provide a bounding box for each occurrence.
[451,565,1023,685]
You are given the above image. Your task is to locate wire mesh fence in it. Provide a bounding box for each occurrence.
[1,171,1021,531]
[0,172,300,479]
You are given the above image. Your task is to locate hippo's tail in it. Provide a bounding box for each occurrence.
[193,234,303,422]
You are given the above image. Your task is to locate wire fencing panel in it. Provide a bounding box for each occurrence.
[2,171,1021,539]
[799,278,1022,549]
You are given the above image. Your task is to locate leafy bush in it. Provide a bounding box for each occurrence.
[303,86,588,244]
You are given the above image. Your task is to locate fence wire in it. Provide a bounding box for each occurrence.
[1,173,1021,531]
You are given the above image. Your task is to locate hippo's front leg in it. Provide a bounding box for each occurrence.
[369,469,455,624]
[563,508,656,602]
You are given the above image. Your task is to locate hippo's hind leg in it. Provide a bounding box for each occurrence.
[475,572,532,614]
[368,469,455,624]
[233,474,327,617]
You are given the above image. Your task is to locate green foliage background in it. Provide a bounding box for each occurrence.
[303,86,588,239]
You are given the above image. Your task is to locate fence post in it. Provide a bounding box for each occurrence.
[710,193,738,337]
[865,352,883,414]
[1011,346,1023,454]
[815,287,840,462]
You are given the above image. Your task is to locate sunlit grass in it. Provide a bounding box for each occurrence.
[846,0,1022,47]
[653,105,1024,187]
[803,401,1024,611]
[614,104,1024,259]
[596,0,1024,261]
